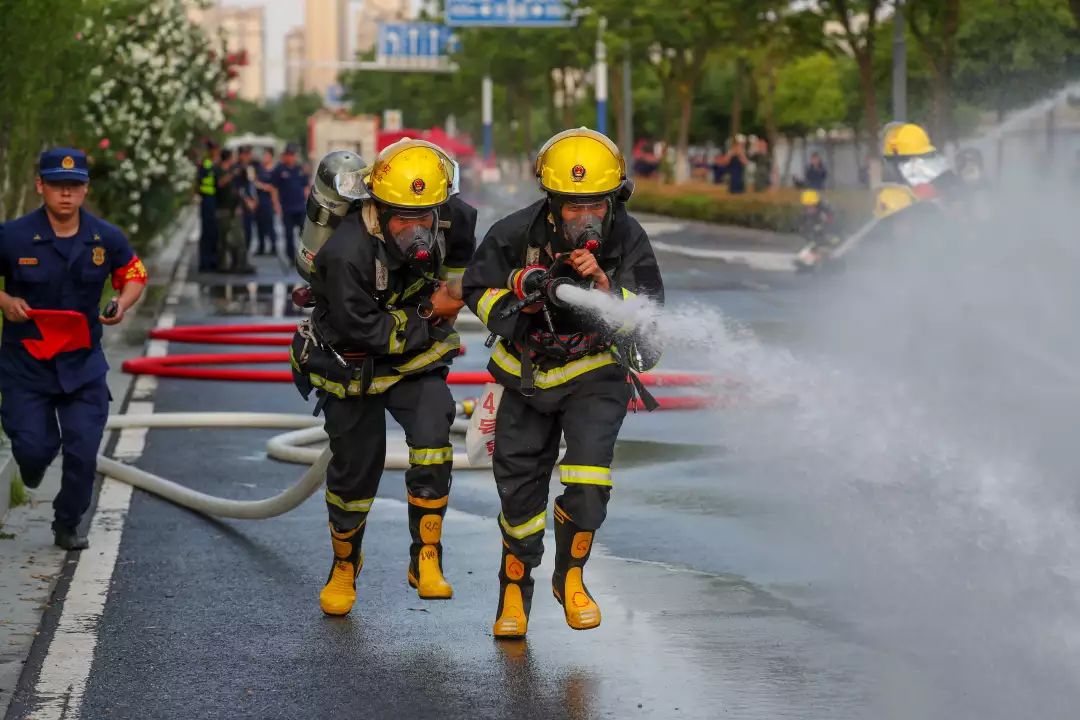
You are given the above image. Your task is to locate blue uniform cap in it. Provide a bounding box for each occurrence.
[39,147,89,183]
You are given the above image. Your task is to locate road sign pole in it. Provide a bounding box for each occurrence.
[596,16,608,135]
[482,74,494,164]
[621,19,633,173]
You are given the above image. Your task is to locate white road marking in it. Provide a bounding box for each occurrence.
[650,239,798,272]
[640,221,686,236]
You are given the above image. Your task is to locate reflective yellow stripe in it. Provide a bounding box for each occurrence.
[309,373,347,399]
[499,510,546,540]
[393,333,460,374]
[477,288,511,325]
[407,492,450,509]
[615,287,638,335]
[388,309,408,354]
[491,342,617,389]
[401,278,427,300]
[325,490,374,513]
[559,464,613,487]
[440,265,465,281]
[409,446,453,466]
[365,375,403,395]
[289,345,302,371]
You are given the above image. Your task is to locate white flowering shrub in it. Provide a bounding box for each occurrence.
[83,0,227,245]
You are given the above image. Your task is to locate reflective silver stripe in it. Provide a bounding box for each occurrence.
[409,446,453,466]
[440,265,466,281]
[559,464,613,487]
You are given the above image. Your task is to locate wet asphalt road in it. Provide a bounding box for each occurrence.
[12,195,893,719]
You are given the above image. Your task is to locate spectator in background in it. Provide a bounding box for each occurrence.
[215,149,256,275]
[272,143,310,262]
[237,146,256,252]
[805,152,828,190]
[750,137,774,192]
[717,137,749,194]
[252,148,279,256]
[632,138,660,179]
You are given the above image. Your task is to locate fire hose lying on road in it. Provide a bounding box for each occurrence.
[99,323,724,519]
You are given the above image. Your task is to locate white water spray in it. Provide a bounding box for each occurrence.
[556,197,1080,718]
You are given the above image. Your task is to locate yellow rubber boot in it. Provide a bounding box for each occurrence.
[493,547,533,639]
[320,522,364,616]
[407,507,453,599]
[552,502,602,631]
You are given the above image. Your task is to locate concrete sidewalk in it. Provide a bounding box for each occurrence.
[0,208,194,719]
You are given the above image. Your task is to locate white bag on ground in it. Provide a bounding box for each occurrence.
[466,383,504,467]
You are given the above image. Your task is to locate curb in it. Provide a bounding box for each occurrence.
[0,441,11,527]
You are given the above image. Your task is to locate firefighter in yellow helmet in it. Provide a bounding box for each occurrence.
[462,128,665,638]
[290,139,477,615]
[874,184,917,220]
[880,122,957,200]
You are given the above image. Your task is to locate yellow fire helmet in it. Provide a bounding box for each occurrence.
[366,139,455,209]
[874,183,918,219]
[535,127,626,197]
[882,122,936,157]
[800,189,821,207]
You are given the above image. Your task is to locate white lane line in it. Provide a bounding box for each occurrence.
[272,282,286,319]
[650,239,798,272]
[640,221,686,236]
[28,289,181,717]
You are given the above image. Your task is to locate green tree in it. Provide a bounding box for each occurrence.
[0,0,110,216]
[955,0,1078,121]
[774,53,847,132]
[907,0,962,144]
[813,0,888,181]
[586,0,739,183]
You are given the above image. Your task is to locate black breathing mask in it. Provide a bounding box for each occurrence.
[380,206,442,278]
[551,195,612,253]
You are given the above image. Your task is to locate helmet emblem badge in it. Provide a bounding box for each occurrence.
[571,164,587,182]
[411,177,426,195]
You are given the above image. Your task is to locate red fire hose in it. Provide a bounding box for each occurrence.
[128,324,724,410]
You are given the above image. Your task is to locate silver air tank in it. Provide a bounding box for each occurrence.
[295,150,370,282]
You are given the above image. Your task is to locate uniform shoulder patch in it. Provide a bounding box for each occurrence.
[18,257,38,266]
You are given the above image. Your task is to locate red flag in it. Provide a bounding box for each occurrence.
[22,310,91,360]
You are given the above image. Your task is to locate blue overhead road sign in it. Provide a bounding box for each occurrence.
[446,0,578,27]
[377,22,461,61]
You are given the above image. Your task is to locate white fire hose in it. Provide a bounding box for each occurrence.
[97,408,481,520]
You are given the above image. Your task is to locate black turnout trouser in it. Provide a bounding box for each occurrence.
[321,372,456,532]
[492,372,631,572]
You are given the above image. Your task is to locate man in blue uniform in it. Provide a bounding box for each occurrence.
[0,148,147,550]
[252,148,279,256]
[237,145,256,252]
[271,143,310,262]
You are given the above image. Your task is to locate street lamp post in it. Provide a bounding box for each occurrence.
[482,74,494,164]
[596,16,608,135]
[892,0,907,121]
